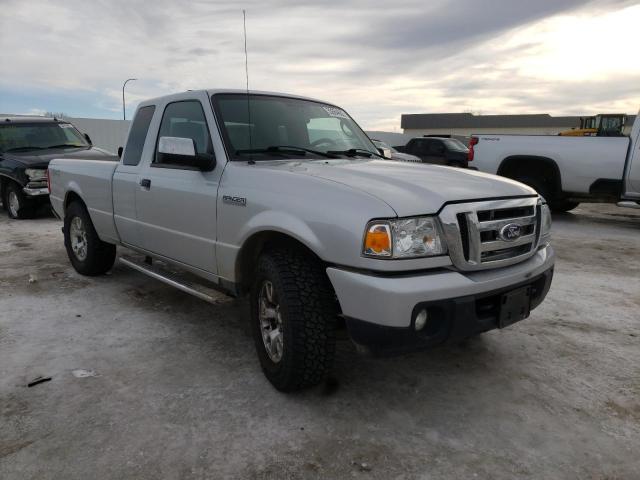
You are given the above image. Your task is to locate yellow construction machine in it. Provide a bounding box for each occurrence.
[560,113,627,136]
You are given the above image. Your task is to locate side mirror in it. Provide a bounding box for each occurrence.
[157,136,216,171]
[84,133,92,145]
[377,147,392,159]
[117,146,123,158]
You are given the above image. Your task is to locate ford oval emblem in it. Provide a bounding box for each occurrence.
[499,223,522,242]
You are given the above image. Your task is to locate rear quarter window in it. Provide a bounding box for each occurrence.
[122,105,156,166]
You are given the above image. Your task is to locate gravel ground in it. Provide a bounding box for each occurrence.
[1,203,639,479]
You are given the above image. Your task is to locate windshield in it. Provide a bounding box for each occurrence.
[442,138,469,153]
[0,122,88,153]
[212,94,378,160]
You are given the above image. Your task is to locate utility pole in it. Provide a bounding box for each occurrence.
[122,78,137,120]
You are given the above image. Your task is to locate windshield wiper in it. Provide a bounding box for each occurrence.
[236,145,337,159]
[327,148,385,159]
[2,146,47,152]
[45,143,86,149]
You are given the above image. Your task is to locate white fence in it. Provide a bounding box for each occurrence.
[66,117,131,154]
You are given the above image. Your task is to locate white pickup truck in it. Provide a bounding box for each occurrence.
[468,109,640,212]
[48,89,554,391]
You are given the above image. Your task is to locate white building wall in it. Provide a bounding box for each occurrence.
[66,117,131,154]
[403,126,575,137]
[365,131,413,147]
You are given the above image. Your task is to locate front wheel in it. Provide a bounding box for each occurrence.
[250,249,337,392]
[64,201,116,276]
[4,182,33,219]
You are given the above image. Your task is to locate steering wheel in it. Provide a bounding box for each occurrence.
[311,138,337,148]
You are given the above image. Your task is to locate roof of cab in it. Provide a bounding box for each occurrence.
[1,115,62,124]
[138,89,331,107]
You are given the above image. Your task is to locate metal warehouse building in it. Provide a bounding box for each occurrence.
[401,112,636,137]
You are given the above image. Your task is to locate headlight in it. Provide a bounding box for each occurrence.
[25,168,47,181]
[363,216,447,259]
[540,203,552,241]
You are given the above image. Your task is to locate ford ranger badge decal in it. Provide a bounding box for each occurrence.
[223,195,246,206]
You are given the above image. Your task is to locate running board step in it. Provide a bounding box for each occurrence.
[617,201,640,209]
[119,255,225,304]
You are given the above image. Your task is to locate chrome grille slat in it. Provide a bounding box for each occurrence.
[480,233,536,252]
[477,216,536,232]
[439,197,541,271]
[466,213,481,262]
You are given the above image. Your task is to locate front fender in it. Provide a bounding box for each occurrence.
[238,210,323,255]
[216,209,324,284]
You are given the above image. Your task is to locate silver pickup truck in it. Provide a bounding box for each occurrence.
[48,89,554,391]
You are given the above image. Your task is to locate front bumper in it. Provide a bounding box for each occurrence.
[23,186,50,197]
[326,246,554,355]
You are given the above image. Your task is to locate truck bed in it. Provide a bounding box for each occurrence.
[48,158,120,243]
[471,135,629,194]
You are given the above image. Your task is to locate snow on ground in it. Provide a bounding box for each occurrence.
[1,203,639,479]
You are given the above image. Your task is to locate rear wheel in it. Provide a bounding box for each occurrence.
[4,182,33,219]
[250,249,337,392]
[64,201,116,276]
[512,174,579,213]
[513,174,551,201]
[548,200,579,213]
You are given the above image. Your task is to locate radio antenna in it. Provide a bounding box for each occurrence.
[243,9,254,163]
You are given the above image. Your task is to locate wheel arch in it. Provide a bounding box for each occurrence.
[497,155,563,198]
[63,189,87,214]
[0,173,21,196]
[235,230,328,294]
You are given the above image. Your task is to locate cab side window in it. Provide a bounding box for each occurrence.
[412,139,430,155]
[155,101,212,164]
[428,140,445,154]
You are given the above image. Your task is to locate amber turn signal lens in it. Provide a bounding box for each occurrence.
[364,224,391,256]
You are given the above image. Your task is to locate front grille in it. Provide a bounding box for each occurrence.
[481,243,531,261]
[439,197,541,271]
[456,213,470,261]
[477,205,534,222]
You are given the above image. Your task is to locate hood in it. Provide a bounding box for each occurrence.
[391,151,421,162]
[2,146,114,167]
[256,158,536,217]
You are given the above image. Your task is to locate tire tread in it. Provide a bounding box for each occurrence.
[252,248,337,391]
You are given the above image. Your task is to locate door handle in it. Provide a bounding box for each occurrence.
[140,178,151,189]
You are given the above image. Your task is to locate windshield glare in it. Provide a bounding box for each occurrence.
[0,122,88,152]
[212,94,377,159]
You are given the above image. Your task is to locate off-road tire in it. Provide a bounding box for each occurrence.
[64,201,116,276]
[4,181,33,219]
[250,249,337,392]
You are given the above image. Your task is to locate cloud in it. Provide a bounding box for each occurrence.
[0,0,638,128]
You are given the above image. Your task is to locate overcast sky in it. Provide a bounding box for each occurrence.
[1,0,638,130]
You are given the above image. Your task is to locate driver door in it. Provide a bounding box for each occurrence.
[134,99,219,273]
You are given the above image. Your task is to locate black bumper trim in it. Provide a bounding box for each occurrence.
[345,266,554,357]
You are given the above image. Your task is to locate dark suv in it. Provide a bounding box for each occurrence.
[0,116,115,218]
[395,137,469,168]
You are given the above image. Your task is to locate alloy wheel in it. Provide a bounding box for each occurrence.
[69,216,88,261]
[258,280,284,363]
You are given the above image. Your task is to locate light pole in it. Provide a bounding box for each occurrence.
[122,78,137,120]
